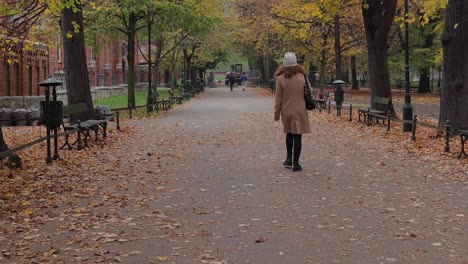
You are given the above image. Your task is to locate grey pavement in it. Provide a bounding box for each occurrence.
[4,86,466,263]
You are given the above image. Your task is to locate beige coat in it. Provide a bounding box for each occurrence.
[274,73,311,134]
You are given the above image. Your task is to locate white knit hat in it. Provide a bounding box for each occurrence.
[283,52,297,67]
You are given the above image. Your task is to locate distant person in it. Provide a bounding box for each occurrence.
[241,72,248,91]
[226,71,235,92]
[274,52,311,172]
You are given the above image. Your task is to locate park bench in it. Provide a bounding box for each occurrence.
[456,129,468,159]
[155,97,170,111]
[182,92,192,100]
[169,90,183,104]
[358,96,391,126]
[315,91,330,111]
[311,90,318,99]
[60,103,112,150]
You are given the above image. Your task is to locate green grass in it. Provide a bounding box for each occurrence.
[214,53,249,73]
[94,88,174,109]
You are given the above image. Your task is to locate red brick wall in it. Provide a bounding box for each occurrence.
[0,42,48,97]
[0,35,167,97]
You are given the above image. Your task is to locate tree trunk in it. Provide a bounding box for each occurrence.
[269,56,278,81]
[154,61,160,96]
[334,15,342,80]
[418,69,431,93]
[170,47,177,92]
[0,127,22,168]
[126,13,137,109]
[0,127,7,152]
[439,0,468,129]
[351,55,359,90]
[319,48,327,94]
[187,56,192,89]
[362,0,398,116]
[61,3,96,121]
[259,56,266,85]
[153,39,165,96]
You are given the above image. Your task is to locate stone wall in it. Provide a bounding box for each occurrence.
[0,83,147,109]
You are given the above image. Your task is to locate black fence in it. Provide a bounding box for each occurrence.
[324,99,466,158]
[0,90,201,164]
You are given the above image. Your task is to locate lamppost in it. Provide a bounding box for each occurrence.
[146,8,155,114]
[402,0,413,132]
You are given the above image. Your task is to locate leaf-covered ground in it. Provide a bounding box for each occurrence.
[0,87,466,263]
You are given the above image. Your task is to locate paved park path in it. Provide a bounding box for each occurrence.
[3,86,467,263]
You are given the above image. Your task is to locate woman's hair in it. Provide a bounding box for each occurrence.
[275,64,306,78]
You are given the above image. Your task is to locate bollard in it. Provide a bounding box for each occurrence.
[366,107,371,126]
[411,115,417,141]
[328,101,331,114]
[128,102,133,119]
[76,120,84,150]
[444,120,451,152]
[349,104,353,121]
[116,110,121,131]
[387,112,392,132]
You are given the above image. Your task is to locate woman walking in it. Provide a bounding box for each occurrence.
[274,52,311,171]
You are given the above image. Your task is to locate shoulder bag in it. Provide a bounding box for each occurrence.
[304,75,316,110]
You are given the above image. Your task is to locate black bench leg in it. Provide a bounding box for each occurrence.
[101,123,108,138]
[77,129,84,150]
[92,126,99,141]
[60,132,73,150]
[458,135,468,159]
[80,129,91,148]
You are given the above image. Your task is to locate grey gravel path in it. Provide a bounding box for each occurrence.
[9,86,465,264]
[119,87,466,263]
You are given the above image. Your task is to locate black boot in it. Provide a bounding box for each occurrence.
[284,133,293,168]
[293,161,302,171]
[293,134,302,171]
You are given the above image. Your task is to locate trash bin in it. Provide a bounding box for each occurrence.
[13,108,28,126]
[95,105,114,121]
[0,108,13,126]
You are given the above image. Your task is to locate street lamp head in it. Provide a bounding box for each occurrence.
[332,80,346,84]
[38,77,63,87]
[147,7,156,23]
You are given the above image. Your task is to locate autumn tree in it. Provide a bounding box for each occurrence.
[269,0,364,91]
[0,1,50,164]
[61,2,96,121]
[387,2,443,94]
[0,0,95,163]
[86,0,148,108]
[362,0,398,116]
[439,0,468,129]
[138,0,222,95]
[233,0,283,84]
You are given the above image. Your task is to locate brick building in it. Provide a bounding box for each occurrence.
[48,35,141,90]
[0,40,49,97]
[1,34,168,98]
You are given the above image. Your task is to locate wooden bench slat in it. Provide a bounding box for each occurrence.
[373,97,391,105]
